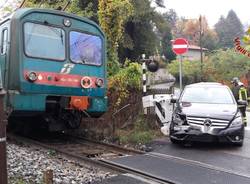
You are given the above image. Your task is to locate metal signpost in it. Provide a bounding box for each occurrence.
[172,38,189,92]
[0,70,7,184]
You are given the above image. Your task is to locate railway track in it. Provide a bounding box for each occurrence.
[9,132,250,184]
[7,133,171,184]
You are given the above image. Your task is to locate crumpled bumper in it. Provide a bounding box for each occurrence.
[170,125,244,143]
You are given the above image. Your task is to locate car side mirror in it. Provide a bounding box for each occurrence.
[170,98,177,103]
[237,100,247,106]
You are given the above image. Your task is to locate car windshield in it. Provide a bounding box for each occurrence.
[70,31,102,65]
[24,22,65,60]
[180,86,235,104]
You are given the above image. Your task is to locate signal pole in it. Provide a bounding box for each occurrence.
[0,87,7,184]
[199,15,203,81]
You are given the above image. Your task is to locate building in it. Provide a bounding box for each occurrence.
[183,45,208,61]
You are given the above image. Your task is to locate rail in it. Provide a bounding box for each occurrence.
[7,133,171,184]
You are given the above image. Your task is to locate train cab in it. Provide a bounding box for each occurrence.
[0,8,107,131]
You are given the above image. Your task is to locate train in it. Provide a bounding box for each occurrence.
[0,8,107,131]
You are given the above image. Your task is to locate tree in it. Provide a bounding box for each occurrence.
[215,10,244,48]
[174,17,187,38]
[154,12,175,61]
[215,16,229,48]
[152,0,165,7]
[227,10,244,39]
[174,16,218,50]
[118,0,158,62]
[162,9,178,29]
[118,0,176,63]
[98,0,133,75]
[24,0,98,21]
[201,29,219,50]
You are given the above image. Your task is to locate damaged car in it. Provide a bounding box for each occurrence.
[170,82,245,146]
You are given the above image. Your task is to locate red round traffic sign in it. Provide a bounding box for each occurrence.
[172,38,189,55]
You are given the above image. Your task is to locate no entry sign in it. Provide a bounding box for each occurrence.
[172,38,188,55]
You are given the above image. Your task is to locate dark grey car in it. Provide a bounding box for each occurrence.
[170,82,245,146]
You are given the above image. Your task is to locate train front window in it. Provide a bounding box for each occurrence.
[70,31,102,65]
[24,22,65,60]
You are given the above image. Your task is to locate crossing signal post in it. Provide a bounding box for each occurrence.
[141,54,159,114]
[141,55,173,136]
[141,55,159,95]
[0,72,7,184]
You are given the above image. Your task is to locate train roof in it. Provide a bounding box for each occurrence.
[186,82,225,88]
[1,8,104,36]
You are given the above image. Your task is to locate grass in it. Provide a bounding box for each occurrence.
[117,114,163,145]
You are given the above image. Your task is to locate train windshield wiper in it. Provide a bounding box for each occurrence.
[43,21,64,45]
[79,55,86,64]
[60,30,64,44]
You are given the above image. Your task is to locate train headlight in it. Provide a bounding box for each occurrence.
[95,78,104,87]
[27,71,38,82]
[63,19,71,27]
[80,76,92,88]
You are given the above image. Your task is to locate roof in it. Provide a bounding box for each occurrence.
[188,45,208,51]
[187,82,224,87]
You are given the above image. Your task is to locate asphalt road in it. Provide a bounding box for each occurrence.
[103,112,250,184]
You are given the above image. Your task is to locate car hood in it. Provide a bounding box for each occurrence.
[178,102,237,120]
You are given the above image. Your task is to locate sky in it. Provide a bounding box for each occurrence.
[1,0,250,29]
[157,0,250,28]
[0,0,20,18]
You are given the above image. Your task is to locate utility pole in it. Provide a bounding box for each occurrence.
[199,15,203,81]
[0,70,7,184]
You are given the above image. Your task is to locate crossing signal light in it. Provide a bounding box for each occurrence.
[146,59,159,73]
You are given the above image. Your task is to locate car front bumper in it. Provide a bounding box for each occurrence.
[170,125,244,143]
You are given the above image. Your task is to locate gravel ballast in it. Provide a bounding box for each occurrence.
[7,142,116,184]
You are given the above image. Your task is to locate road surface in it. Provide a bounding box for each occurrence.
[100,113,250,184]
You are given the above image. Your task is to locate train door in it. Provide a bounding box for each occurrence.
[0,25,9,88]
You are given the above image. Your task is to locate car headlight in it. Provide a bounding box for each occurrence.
[173,113,184,125]
[230,115,243,127]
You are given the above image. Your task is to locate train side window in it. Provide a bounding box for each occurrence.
[1,29,8,55]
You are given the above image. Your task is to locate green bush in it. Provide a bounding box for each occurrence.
[167,59,202,85]
[129,131,153,144]
[118,114,161,145]
[204,49,250,82]
[108,60,142,108]
[168,49,250,85]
